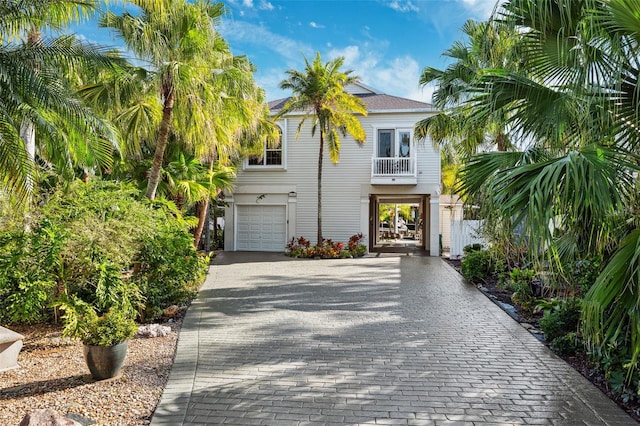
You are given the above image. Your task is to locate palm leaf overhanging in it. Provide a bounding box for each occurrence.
[0,0,120,204]
[433,0,640,378]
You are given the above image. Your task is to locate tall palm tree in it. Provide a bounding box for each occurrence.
[277,52,367,244]
[84,4,274,245]
[100,0,228,200]
[0,0,118,204]
[414,19,521,157]
[450,0,640,372]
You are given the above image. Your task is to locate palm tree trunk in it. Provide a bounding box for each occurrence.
[194,198,209,249]
[21,26,41,230]
[496,132,506,152]
[317,130,324,244]
[145,87,175,200]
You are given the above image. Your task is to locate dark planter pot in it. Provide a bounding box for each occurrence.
[83,341,128,380]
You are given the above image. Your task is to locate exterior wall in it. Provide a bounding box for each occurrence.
[225,111,441,255]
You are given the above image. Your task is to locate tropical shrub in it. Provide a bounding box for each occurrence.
[508,268,538,313]
[0,224,61,323]
[0,180,206,324]
[57,262,141,346]
[132,223,207,320]
[460,249,492,283]
[550,332,582,356]
[347,233,367,257]
[286,234,367,259]
[540,299,582,343]
[463,243,484,254]
[566,257,603,296]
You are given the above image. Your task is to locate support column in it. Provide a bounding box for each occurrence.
[224,196,234,251]
[430,195,440,256]
[287,191,297,242]
[360,196,370,251]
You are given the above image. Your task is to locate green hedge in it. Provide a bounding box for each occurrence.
[0,180,207,324]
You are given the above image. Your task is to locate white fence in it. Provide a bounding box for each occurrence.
[449,220,487,259]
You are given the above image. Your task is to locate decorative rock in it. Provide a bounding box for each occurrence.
[163,305,180,318]
[137,324,172,338]
[521,323,534,330]
[19,409,82,426]
[65,413,96,426]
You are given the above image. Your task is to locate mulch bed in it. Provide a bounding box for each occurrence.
[445,258,640,422]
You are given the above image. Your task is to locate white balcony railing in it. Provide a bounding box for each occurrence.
[371,157,416,177]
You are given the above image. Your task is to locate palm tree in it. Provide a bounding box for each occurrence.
[0,0,118,203]
[278,52,368,244]
[100,0,228,200]
[450,0,640,372]
[414,19,521,157]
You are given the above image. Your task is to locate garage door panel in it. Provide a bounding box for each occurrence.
[236,205,287,252]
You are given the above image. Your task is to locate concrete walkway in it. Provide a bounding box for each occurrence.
[152,253,635,425]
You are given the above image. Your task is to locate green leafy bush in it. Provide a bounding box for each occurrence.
[461,249,493,283]
[463,243,484,254]
[508,268,537,313]
[589,333,640,404]
[540,299,582,342]
[550,332,582,356]
[0,223,62,323]
[567,257,603,295]
[133,223,207,320]
[0,180,207,324]
[57,258,142,345]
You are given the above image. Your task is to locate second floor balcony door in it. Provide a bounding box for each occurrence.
[377,129,412,174]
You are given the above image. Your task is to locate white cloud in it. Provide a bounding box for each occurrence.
[219,21,312,63]
[255,67,289,101]
[309,21,325,29]
[259,1,274,10]
[233,0,273,10]
[460,0,502,19]
[327,45,431,104]
[385,0,419,13]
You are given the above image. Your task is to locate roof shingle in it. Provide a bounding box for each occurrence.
[268,93,433,113]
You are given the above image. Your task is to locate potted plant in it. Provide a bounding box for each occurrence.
[57,262,141,380]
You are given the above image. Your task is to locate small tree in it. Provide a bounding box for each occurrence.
[278,52,367,243]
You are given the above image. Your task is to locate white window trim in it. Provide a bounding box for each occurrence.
[245,119,288,170]
[372,126,414,158]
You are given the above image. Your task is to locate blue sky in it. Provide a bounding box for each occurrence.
[72,0,499,103]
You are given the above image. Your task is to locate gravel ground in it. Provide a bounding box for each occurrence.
[0,317,182,426]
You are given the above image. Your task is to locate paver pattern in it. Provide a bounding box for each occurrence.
[152,253,635,425]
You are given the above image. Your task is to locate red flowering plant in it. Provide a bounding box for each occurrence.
[348,233,367,257]
[286,235,366,259]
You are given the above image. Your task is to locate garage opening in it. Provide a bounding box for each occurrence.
[369,195,428,254]
[236,204,287,252]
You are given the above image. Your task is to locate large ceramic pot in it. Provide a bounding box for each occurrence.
[83,341,128,380]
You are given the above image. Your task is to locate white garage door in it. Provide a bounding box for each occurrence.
[236,205,287,251]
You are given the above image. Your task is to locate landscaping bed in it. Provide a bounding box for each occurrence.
[0,314,184,425]
[446,258,640,422]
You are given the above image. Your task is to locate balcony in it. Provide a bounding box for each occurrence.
[371,156,417,185]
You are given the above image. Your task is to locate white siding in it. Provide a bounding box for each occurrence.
[227,111,441,253]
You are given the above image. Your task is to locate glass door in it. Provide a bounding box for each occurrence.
[377,129,395,157]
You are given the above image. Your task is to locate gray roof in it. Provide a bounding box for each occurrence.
[268,93,433,114]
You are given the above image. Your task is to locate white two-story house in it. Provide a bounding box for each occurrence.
[223,83,441,255]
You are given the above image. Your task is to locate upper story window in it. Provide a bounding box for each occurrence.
[247,126,284,168]
[377,129,412,158]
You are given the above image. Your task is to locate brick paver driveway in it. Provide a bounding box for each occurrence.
[152,253,634,425]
